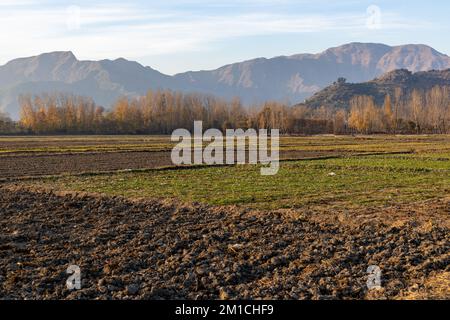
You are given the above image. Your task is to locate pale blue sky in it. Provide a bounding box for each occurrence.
[0,0,449,74]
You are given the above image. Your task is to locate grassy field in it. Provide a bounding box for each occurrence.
[13,135,449,210]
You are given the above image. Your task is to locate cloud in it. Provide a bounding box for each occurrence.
[0,1,429,64]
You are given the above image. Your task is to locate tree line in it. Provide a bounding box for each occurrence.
[1,86,448,135]
[348,86,450,134]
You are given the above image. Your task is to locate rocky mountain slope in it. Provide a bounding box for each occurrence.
[302,69,450,109]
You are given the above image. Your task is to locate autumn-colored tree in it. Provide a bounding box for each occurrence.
[19,94,36,131]
[382,94,394,133]
[348,95,381,134]
[333,109,347,134]
[410,89,424,134]
[426,86,450,133]
[392,87,403,133]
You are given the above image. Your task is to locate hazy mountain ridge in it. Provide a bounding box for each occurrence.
[1,42,450,119]
[302,68,450,109]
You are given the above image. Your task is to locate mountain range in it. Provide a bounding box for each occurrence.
[1,42,450,119]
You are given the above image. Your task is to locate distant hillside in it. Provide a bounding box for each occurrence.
[1,42,450,119]
[302,69,450,109]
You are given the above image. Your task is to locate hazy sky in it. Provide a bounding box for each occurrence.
[1,0,449,74]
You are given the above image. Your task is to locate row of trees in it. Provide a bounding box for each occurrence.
[6,86,450,135]
[18,91,250,134]
[348,87,450,134]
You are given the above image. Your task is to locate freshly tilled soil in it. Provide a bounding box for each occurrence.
[0,151,173,179]
[0,187,448,300]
